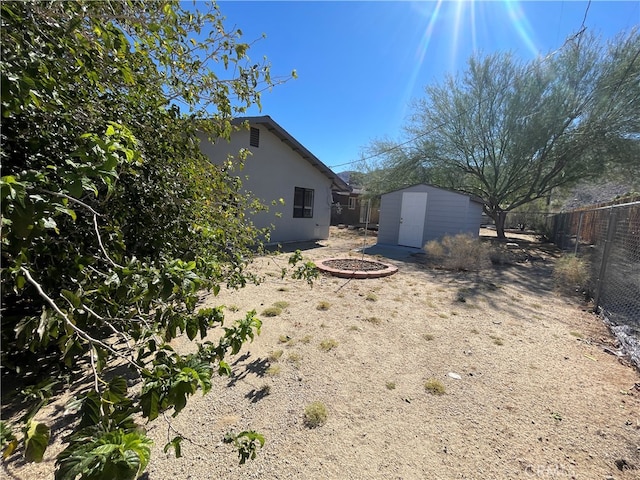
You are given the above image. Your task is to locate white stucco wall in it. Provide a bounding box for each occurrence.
[199,126,333,243]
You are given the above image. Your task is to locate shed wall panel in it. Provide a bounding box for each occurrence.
[378,184,484,246]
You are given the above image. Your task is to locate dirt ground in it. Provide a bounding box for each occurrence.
[4,227,639,479]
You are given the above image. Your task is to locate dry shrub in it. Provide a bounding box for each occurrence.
[303,402,327,428]
[424,234,491,271]
[553,254,589,290]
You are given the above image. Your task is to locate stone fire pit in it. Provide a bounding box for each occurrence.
[315,258,398,279]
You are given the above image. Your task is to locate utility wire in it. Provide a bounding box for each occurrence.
[330,7,596,171]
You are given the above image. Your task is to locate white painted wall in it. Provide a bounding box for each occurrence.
[199,126,333,243]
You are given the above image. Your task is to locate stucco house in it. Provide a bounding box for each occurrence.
[377,184,484,248]
[199,116,349,243]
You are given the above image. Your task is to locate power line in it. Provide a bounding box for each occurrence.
[331,3,596,172]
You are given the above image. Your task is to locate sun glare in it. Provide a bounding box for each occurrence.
[400,0,541,114]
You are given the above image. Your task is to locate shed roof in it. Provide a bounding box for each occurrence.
[233,116,350,192]
[381,183,485,205]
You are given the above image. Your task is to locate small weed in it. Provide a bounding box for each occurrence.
[319,339,338,352]
[273,301,290,309]
[316,301,331,311]
[303,402,328,428]
[456,293,466,303]
[425,300,436,308]
[267,350,283,362]
[300,334,312,344]
[266,365,281,376]
[364,316,381,325]
[258,384,271,396]
[278,334,292,343]
[276,286,289,292]
[262,306,282,317]
[393,296,403,302]
[424,378,446,395]
[569,331,583,339]
[470,328,480,334]
[365,293,378,302]
[530,302,542,309]
[490,335,504,346]
[551,412,563,421]
[385,382,396,390]
[228,305,239,312]
[423,333,435,341]
[287,352,302,367]
[348,325,360,332]
[438,313,449,319]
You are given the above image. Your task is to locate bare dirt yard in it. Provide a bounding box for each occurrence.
[5,227,639,480]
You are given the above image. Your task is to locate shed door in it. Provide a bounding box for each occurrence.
[398,192,427,247]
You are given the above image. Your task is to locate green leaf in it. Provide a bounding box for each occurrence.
[140,389,159,421]
[24,421,50,463]
[78,391,102,428]
[61,289,81,309]
[163,436,182,458]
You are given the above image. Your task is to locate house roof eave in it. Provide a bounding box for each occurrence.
[232,116,351,193]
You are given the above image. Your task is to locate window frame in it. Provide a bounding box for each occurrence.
[293,187,314,218]
[348,196,357,210]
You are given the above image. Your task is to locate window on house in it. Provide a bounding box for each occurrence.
[348,197,357,210]
[293,187,314,218]
[250,127,260,147]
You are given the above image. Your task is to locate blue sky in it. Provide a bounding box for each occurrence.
[215,1,639,172]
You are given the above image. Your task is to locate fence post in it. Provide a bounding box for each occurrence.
[574,211,584,255]
[593,208,618,313]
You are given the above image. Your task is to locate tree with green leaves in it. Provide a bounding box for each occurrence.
[1,1,304,477]
[363,30,640,238]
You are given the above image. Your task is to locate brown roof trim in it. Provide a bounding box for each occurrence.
[232,116,350,192]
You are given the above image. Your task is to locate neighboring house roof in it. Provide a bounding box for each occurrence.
[232,116,350,192]
[382,183,485,205]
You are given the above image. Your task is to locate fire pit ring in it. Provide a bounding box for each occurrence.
[316,258,398,279]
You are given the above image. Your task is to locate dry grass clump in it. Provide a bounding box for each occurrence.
[553,254,589,291]
[424,234,491,271]
[267,350,283,362]
[303,402,327,428]
[262,306,282,317]
[319,339,338,351]
[424,378,446,395]
[316,301,331,311]
[266,365,281,376]
[363,316,381,325]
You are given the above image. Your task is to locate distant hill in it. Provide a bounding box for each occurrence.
[559,180,638,210]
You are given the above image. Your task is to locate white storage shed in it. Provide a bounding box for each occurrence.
[377,184,484,248]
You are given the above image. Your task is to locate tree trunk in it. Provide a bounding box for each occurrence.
[495,211,507,239]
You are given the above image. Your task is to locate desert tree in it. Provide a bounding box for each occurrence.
[1,1,304,477]
[364,30,640,237]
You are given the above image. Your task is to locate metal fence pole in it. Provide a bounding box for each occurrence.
[593,208,618,312]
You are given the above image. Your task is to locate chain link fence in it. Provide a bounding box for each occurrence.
[547,201,640,367]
